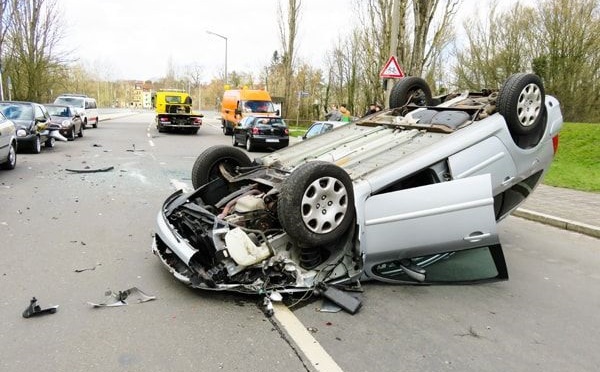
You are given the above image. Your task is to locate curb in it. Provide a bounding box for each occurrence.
[513,208,600,239]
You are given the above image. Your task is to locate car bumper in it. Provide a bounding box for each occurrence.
[251,136,289,148]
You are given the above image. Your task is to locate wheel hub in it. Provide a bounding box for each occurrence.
[301,176,348,234]
[517,83,542,127]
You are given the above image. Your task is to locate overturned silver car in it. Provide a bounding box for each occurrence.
[153,73,563,300]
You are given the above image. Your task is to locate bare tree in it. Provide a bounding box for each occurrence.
[4,0,67,101]
[277,0,301,117]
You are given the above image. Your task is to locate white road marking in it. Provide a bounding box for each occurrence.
[273,303,344,372]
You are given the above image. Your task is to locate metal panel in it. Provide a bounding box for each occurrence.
[362,174,498,263]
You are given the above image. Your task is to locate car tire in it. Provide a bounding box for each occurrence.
[497,73,546,136]
[78,125,84,137]
[191,145,252,189]
[277,161,355,246]
[82,119,88,129]
[389,76,434,108]
[45,137,55,148]
[245,137,254,152]
[0,141,16,170]
[31,136,41,154]
[232,135,238,147]
[92,119,98,129]
[68,128,76,141]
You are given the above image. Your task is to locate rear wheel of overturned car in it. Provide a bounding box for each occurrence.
[389,76,434,108]
[497,73,545,136]
[191,145,252,189]
[277,161,355,247]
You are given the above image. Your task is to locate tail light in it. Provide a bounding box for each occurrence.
[159,117,170,122]
[552,135,559,155]
[251,127,259,135]
[194,118,202,124]
[284,128,289,135]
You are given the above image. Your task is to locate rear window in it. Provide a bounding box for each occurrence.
[256,118,286,127]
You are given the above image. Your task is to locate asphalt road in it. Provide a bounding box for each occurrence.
[0,112,598,372]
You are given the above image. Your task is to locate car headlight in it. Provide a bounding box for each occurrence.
[16,128,27,137]
[62,120,71,128]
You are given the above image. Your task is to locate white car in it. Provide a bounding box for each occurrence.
[53,94,99,128]
[152,73,563,310]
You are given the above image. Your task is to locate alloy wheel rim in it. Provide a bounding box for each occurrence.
[517,83,542,127]
[300,176,348,234]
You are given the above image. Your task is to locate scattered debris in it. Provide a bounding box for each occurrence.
[92,143,103,147]
[65,166,115,173]
[318,284,362,315]
[22,297,59,318]
[88,287,156,308]
[74,263,101,273]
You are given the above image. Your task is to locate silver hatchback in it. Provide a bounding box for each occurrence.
[153,73,563,310]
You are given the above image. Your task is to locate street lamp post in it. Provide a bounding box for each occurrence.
[206,30,228,85]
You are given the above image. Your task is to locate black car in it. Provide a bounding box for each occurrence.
[232,116,289,152]
[0,101,53,153]
[44,104,83,141]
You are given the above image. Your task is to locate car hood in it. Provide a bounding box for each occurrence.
[11,119,35,130]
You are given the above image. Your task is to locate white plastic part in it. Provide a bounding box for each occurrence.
[224,227,271,266]
[234,195,266,213]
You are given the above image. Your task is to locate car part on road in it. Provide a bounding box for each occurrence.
[22,297,59,318]
[87,287,156,308]
[65,166,115,173]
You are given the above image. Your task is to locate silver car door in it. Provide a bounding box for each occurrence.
[362,174,502,282]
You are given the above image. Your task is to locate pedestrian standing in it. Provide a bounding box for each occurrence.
[325,104,343,121]
[339,104,352,122]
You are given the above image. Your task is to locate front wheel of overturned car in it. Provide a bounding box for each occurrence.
[389,76,434,108]
[191,145,252,189]
[497,73,546,136]
[277,161,355,247]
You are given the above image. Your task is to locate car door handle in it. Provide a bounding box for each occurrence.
[463,232,491,242]
[501,176,515,186]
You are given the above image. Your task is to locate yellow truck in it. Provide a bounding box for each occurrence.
[221,89,279,135]
[153,89,203,134]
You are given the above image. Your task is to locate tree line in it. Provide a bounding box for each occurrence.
[1,0,598,123]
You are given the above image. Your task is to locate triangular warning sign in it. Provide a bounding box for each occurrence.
[379,56,405,78]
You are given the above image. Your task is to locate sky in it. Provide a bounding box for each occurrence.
[58,0,530,82]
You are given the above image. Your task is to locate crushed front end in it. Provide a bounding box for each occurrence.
[152,169,360,295]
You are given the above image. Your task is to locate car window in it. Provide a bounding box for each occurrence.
[55,97,85,108]
[322,123,334,133]
[0,103,33,120]
[305,123,323,138]
[372,245,506,283]
[47,106,69,117]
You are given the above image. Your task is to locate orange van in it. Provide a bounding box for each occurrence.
[221,89,279,135]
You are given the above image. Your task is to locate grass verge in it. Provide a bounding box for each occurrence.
[543,122,600,192]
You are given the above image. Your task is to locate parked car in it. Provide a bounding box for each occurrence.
[302,120,348,140]
[232,116,289,152]
[44,104,83,141]
[0,111,17,170]
[53,94,99,128]
[0,101,54,153]
[152,73,563,308]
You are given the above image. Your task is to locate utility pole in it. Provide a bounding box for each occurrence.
[384,0,400,108]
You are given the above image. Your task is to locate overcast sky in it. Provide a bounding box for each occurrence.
[58,0,527,82]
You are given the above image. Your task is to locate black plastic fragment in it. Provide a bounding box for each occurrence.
[22,297,59,318]
[321,285,362,314]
